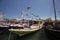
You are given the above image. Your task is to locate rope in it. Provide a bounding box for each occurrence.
[31,13,39,17]
[8,32,11,40]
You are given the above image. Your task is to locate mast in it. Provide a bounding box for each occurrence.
[21,3,24,19]
[27,5,31,18]
[53,0,57,20]
[0,12,4,21]
[21,10,24,19]
[21,6,24,19]
[27,5,31,28]
[20,4,24,25]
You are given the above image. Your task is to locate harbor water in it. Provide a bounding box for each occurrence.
[0,28,49,40]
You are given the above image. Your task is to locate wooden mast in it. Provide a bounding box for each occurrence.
[53,0,57,20]
[27,5,31,28]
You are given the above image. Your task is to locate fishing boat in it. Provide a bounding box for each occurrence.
[8,5,44,36]
[9,19,43,36]
[44,0,60,40]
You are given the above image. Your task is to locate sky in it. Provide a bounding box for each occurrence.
[0,0,60,19]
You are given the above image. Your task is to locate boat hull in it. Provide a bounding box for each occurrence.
[9,28,40,36]
[44,27,60,40]
[0,27,10,34]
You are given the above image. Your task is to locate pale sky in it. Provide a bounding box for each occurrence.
[0,0,60,19]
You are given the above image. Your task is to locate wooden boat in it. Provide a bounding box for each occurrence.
[44,24,60,40]
[9,19,43,36]
[44,0,60,40]
[9,5,44,36]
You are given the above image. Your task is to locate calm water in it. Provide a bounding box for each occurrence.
[0,29,49,40]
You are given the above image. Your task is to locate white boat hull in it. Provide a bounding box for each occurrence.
[9,28,40,36]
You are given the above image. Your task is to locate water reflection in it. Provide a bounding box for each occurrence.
[0,29,48,40]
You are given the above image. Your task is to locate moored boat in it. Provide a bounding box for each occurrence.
[9,19,43,36]
[44,0,60,40]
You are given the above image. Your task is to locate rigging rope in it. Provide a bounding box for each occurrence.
[8,32,11,40]
[31,13,39,17]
